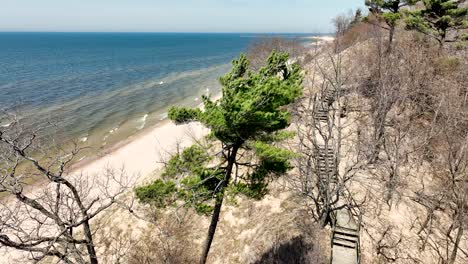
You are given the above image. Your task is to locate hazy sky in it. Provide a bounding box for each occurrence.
[0,0,365,33]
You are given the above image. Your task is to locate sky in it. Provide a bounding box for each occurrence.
[0,0,365,33]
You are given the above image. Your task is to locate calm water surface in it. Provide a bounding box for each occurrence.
[0,32,314,154]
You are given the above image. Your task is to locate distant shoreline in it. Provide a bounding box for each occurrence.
[303,35,335,42]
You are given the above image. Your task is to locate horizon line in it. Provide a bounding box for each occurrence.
[0,31,333,35]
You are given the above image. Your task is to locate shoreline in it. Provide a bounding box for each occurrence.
[67,118,173,174]
[303,35,335,46]
[67,93,221,181]
[69,118,207,183]
[2,93,221,203]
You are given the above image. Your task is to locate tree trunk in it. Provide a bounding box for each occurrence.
[387,26,395,53]
[448,218,464,264]
[199,144,240,264]
[438,39,444,55]
[320,206,331,228]
[83,220,99,264]
[370,118,386,163]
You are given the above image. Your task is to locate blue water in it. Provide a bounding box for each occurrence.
[0,32,313,149]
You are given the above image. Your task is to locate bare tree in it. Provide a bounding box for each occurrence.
[0,116,132,263]
[288,9,468,263]
[412,85,468,264]
[289,47,367,228]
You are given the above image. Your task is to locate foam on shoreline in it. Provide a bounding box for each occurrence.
[137,114,149,130]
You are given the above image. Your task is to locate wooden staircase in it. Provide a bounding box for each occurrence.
[316,145,337,185]
[333,227,359,249]
[313,89,361,264]
[331,210,360,264]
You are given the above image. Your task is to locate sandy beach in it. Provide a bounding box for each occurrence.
[304,35,335,46]
[69,119,207,185]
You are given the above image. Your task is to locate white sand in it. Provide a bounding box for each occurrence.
[304,35,335,47]
[72,120,207,183]
[306,35,335,42]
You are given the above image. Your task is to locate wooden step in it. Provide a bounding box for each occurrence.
[317,162,335,170]
[334,226,359,237]
[318,157,334,160]
[318,178,336,183]
[317,146,334,151]
[317,158,334,162]
[320,175,337,179]
[320,179,338,184]
[332,246,358,264]
[317,152,334,156]
[317,168,334,173]
[317,148,334,151]
[333,239,356,249]
[315,110,328,114]
[314,116,328,121]
[316,109,328,112]
[315,114,328,118]
[334,233,358,243]
[314,117,328,121]
[317,163,334,167]
[317,161,334,165]
[317,160,334,164]
[317,152,334,155]
[317,169,334,173]
[317,163,335,167]
[317,167,335,172]
[314,111,329,116]
[315,106,329,111]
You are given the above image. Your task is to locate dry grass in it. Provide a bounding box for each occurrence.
[91,179,328,264]
[206,182,328,264]
[331,24,468,264]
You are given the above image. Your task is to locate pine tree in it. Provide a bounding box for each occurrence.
[365,0,418,51]
[136,52,303,264]
[405,0,468,49]
[351,8,364,25]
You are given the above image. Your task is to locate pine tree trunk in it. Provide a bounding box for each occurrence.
[199,144,240,264]
[199,197,224,264]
